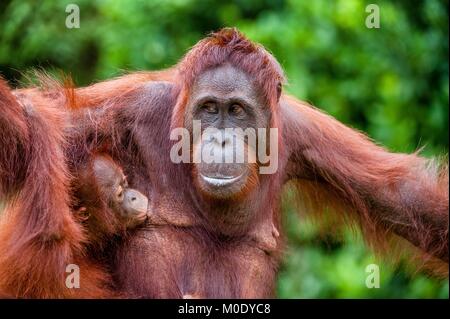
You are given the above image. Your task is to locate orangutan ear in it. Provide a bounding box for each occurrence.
[276,82,282,102]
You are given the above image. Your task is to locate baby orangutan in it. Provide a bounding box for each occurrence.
[72,154,149,251]
[74,154,280,298]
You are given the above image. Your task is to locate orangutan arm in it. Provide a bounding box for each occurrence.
[281,94,449,262]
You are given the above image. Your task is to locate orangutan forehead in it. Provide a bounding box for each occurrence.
[191,64,261,100]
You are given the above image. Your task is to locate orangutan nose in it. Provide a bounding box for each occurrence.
[210,130,232,149]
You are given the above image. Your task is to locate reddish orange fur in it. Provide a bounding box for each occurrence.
[171,28,284,130]
[0,79,113,298]
[281,95,449,266]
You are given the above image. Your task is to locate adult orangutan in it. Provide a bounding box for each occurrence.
[0,28,448,298]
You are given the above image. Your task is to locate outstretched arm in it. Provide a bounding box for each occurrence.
[0,78,111,297]
[281,94,449,263]
[0,79,30,197]
[64,71,176,166]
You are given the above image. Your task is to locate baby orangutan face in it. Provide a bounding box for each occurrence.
[91,155,148,229]
[73,154,149,240]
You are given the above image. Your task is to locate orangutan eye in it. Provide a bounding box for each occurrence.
[229,104,244,117]
[202,102,218,114]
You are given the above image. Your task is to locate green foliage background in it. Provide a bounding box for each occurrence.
[0,0,448,298]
